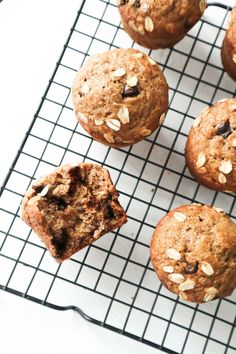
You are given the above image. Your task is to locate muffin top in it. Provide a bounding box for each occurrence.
[150,204,236,303]
[117,0,206,48]
[71,48,168,147]
[186,98,236,192]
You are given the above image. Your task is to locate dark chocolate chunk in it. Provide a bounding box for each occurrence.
[216,120,232,138]
[122,84,140,98]
[120,0,140,8]
[105,204,115,219]
[57,198,68,211]
[50,197,68,211]
[185,261,198,274]
[52,228,69,256]
[68,167,86,195]
[32,185,44,194]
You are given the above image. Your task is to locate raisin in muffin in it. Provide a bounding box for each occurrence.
[117,0,207,49]
[185,98,236,193]
[21,163,127,262]
[71,48,168,147]
[150,204,236,303]
[221,6,236,81]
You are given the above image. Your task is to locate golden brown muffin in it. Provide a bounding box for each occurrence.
[185,98,236,193]
[221,6,236,81]
[71,48,168,147]
[150,204,236,303]
[21,163,127,262]
[117,0,207,49]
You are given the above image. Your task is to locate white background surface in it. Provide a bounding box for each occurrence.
[0,1,160,353]
[0,1,234,354]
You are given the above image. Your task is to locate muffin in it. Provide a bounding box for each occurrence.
[185,98,236,193]
[150,204,236,303]
[117,0,207,49]
[221,6,236,81]
[21,163,127,262]
[71,48,168,147]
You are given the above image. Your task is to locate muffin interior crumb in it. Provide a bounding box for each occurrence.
[31,165,125,259]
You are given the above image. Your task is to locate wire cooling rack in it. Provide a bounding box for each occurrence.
[0,1,236,353]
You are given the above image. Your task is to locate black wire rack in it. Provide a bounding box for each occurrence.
[0,1,236,353]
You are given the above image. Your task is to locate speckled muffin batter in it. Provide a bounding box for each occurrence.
[21,163,127,262]
[117,0,207,49]
[221,6,236,81]
[150,204,236,303]
[71,48,168,147]
[185,98,236,192]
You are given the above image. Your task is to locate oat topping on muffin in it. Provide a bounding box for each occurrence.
[151,204,236,303]
[117,0,207,49]
[21,163,127,262]
[185,98,236,192]
[71,48,169,147]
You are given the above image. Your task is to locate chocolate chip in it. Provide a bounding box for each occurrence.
[69,166,85,184]
[50,197,68,211]
[57,198,68,211]
[68,167,86,195]
[185,261,198,274]
[122,84,140,98]
[105,204,115,219]
[134,0,141,7]
[51,228,69,256]
[32,185,44,194]
[216,120,232,138]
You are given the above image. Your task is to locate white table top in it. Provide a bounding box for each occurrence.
[0,1,234,354]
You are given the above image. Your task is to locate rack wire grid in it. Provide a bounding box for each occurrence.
[0,1,236,353]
